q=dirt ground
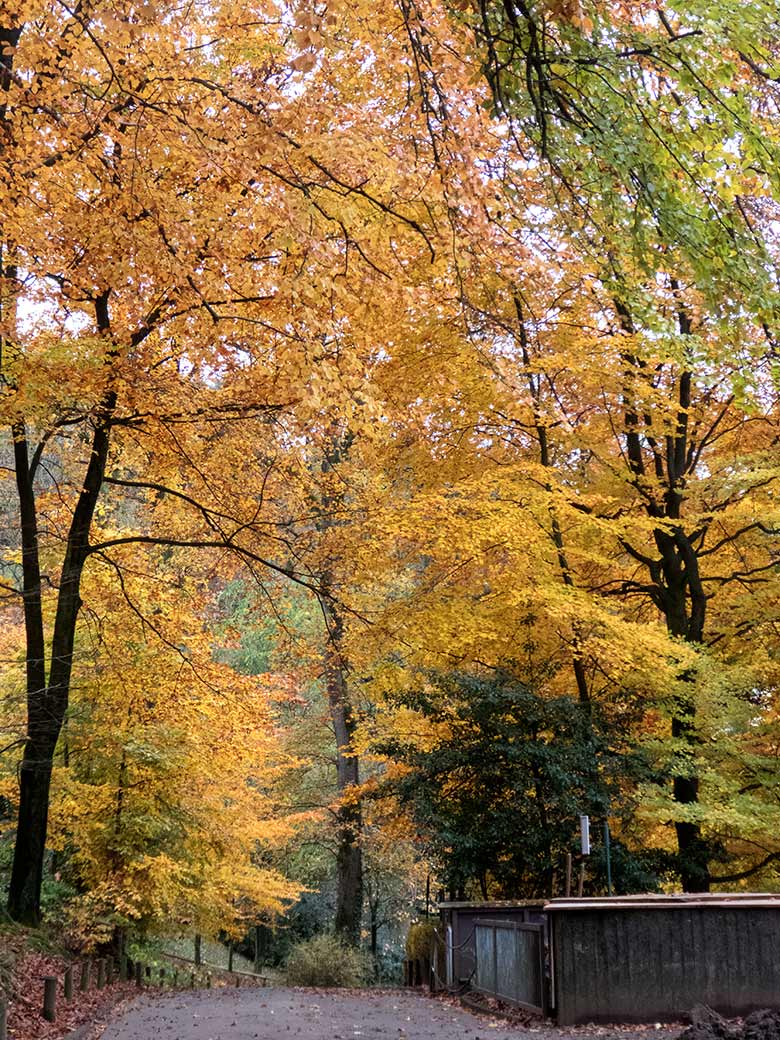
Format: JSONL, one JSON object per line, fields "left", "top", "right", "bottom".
{"left": 97, "top": 987, "right": 682, "bottom": 1040}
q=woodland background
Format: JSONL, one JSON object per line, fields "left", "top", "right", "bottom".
{"left": 1, "top": 0, "right": 780, "bottom": 974}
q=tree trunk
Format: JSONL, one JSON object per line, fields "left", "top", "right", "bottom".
{"left": 324, "top": 597, "right": 364, "bottom": 944}
{"left": 515, "top": 297, "right": 590, "bottom": 703}
{"left": 369, "top": 893, "right": 379, "bottom": 958}
{"left": 7, "top": 294, "right": 116, "bottom": 923}
{"left": 617, "top": 293, "right": 711, "bottom": 892}
{"left": 318, "top": 431, "right": 363, "bottom": 945}
{"left": 656, "top": 528, "right": 710, "bottom": 892}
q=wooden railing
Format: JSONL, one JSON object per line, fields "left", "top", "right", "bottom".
{"left": 0, "top": 938, "right": 271, "bottom": 1038}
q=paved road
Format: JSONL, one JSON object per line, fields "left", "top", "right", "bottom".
{"left": 100, "top": 987, "right": 527, "bottom": 1040}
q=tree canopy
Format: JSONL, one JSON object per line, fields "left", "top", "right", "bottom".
{"left": 1, "top": 0, "right": 779, "bottom": 949}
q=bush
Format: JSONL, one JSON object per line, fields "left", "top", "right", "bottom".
{"left": 405, "top": 920, "right": 437, "bottom": 961}
{"left": 285, "top": 933, "right": 371, "bottom": 988}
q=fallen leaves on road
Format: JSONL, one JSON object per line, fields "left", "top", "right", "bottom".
{"left": 7, "top": 944, "right": 137, "bottom": 1040}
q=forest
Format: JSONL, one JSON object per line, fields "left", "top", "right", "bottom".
{"left": 1, "top": 0, "right": 780, "bottom": 976}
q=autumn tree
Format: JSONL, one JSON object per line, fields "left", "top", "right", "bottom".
{"left": 0, "top": 0, "right": 450, "bottom": 924}
{"left": 399, "top": 0, "right": 780, "bottom": 889}
{"left": 14, "top": 546, "right": 299, "bottom": 944}
{"left": 379, "top": 670, "right": 664, "bottom": 898}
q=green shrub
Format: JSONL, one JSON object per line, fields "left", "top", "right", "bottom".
{"left": 285, "top": 933, "right": 371, "bottom": 988}
{"left": 405, "top": 920, "right": 437, "bottom": 961}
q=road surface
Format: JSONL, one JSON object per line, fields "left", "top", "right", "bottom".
{"left": 99, "top": 986, "right": 529, "bottom": 1040}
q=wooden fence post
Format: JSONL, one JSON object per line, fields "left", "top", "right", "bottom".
{"left": 43, "top": 977, "right": 57, "bottom": 1023}
{"left": 0, "top": 997, "right": 7, "bottom": 1040}
{"left": 206, "top": 972, "right": 211, "bottom": 989}
{"left": 134, "top": 961, "right": 142, "bottom": 987}
{"left": 254, "top": 925, "right": 262, "bottom": 973}
{"left": 190, "top": 971, "right": 195, "bottom": 989}
{"left": 97, "top": 959, "right": 107, "bottom": 989}
{"left": 106, "top": 956, "right": 114, "bottom": 982}
{"left": 64, "top": 966, "right": 73, "bottom": 1001}
{"left": 120, "top": 954, "right": 128, "bottom": 982}
{"left": 79, "top": 959, "right": 91, "bottom": 992}
{"left": 194, "top": 934, "right": 202, "bottom": 966}
{"left": 228, "top": 943, "right": 234, "bottom": 972}
{"left": 173, "top": 970, "right": 178, "bottom": 988}
{"left": 235, "top": 974, "right": 240, "bottom": 988}
{"left": 159, "top": 967, "right": 166, "bottom": 986}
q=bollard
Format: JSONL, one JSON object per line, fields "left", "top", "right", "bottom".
{"left": 254, "top": 924, "right": 262, "bottom": 974}
{"left": 0, "top": 997, "right": 7, "bottom": 1040}
{"left": 43, "top": 976, "right": 57, "bottom": 1023}
{"left": 80, "top": 959, "right": 91, "bottom": 992}
{"left": 64, "top": 966, "right": 73, "bottom": 1001}
{"left": 97, "top": 958, "right": 107, "bottom": 989}
{"left": 135, "top": 961, "right": 143, "bottom": 987}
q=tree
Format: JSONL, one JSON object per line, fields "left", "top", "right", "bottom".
{"left": 391, "top": 0, "right": 780, "bottom": 889}
{"left": 40, "top": 547, "right": 299, "bottom": 945}
{"left": 378, "top": 669, "right": 656, "bottom": 898}
{"left": 0, "top": 0, "right": 449, "bottom": 923}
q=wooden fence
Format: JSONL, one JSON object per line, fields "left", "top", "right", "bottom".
{"left": 0, "top": 944, "right": 266, "bottom": 1040}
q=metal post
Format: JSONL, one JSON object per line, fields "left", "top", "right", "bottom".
{"left": 604, "top": 820, "right": 613, "bottom": 896}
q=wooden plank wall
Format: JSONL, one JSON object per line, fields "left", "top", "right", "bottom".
{"left": 552, "top": 905, "right": 780, "bottom": 1024}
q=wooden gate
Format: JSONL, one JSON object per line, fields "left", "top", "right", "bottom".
{"left": 473, "top": 919, "right": 546, "bottom": 1014}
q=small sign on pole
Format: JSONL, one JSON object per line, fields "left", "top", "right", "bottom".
{"left": 579, "top": 815, "right": 591, "bottom": 856}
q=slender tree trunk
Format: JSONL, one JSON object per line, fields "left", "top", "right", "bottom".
{"left": 7, "top": 294, "right": 116, "bottom": 923}
{"left": 515, "top": 298, "right": 590, "bottom": 703}
{"left": 323, "top": 596, "right": 364, "bottom": 944}
{"left": 317, "top": 430, "right": 364, "bottom": 944}
{"left": 6, "top": 421, "right": 48, "bottom": 922}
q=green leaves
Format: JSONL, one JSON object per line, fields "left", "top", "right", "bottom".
{"left": 380, "top": 669, "right": 656, "bottom": 897}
